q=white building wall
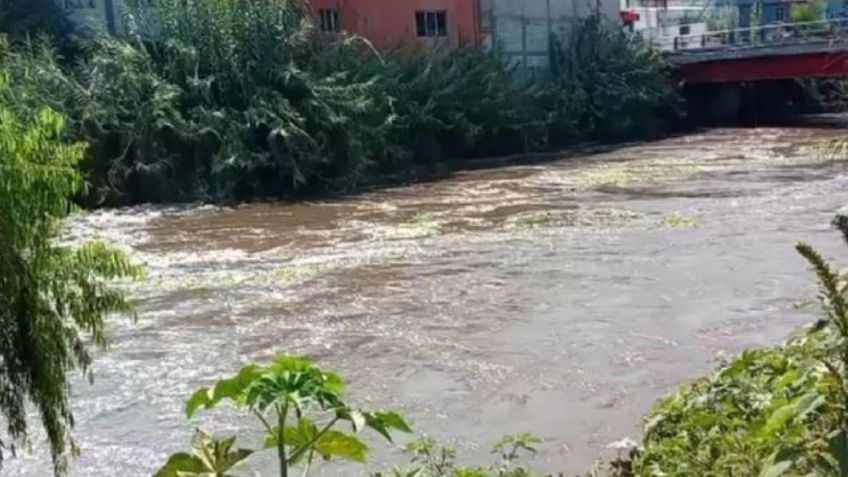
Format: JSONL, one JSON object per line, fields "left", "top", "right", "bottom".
{"left": 482, "top": 0, "right": 621, "bottom": 78}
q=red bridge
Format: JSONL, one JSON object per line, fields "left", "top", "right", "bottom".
{"left": 659, "top": 19, "right": 848, "bottom": 122}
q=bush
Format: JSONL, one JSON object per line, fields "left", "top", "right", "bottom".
{"left": 634, "top": 242, "right": 848, "bottom": 476}
{"left": 4, "top": 5, "right": 675, "bottom": 206}
{"left": 791, "top": 2, "right": 825, "bottom": 24}
{"left": 548, "top": 16, "right": 677, "bottom": 143}
{"left": 157, "top": 355, "right": 412, "bottom": 477}
{"left": 0, "top": 39, "right": 141, "bottom": 474}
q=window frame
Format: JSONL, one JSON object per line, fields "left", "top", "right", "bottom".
{"left": 65, "top": 0, "right": 96, "bottom": 8}
{"left": 415, "top": 10, "right": 448, "bottom": 38}
{"left": 318, "top": 8, "right": 341, "bottom": 33}
{"left": 739, "top": 5, "right": 752, "bottom": 26}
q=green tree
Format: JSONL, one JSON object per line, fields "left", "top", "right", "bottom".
{"left": 791, "top": 1, "right": 825, "bottom": 24}
{"left": 0, "top": 64, "right": 141, "bottom": 474}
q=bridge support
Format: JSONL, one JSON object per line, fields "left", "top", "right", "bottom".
{"left": 684, "top": 80, "right": 805, "bottom": 126}
{"left": 684, "top": 84, "right": 742, "bottom": 125}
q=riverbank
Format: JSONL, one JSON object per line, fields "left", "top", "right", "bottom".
{"left": 2, "top": 1, "right": 676, "bottom": 207}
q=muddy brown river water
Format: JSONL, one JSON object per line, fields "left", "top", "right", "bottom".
{"left": 7, "top": 128, "right": 848, "bottom": 476}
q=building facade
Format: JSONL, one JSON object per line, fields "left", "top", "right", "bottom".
{"left": 57, "top": 0, "right": 622, "bottom": 74}
{"left": 310, "top": 0, "right": 482, "bottom": 49}
{"left": 310, "top": 0, "right": 621, "bottom": 75}
{"left": 480, "top": 0, "right": 620, "bottom": 76}
{"left": 721, "top": 0, "right": 846, "bottom": 28}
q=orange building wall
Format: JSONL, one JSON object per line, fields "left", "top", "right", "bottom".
{"left": 310, "top": 0, "right": 481, "bottom": 49}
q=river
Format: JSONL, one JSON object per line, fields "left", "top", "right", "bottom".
{"left": 7, "top": 127, "right": 848, "bottom": 476}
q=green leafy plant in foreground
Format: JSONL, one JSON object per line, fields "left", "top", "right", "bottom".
{"left": 157, "top": 429, "right": 253, "bottom": 477}
{"left": 634, "top": 240, "right": 848, "bottom": 476}
{"left": 156, "top": 355, "right": 412, "bottom": 477}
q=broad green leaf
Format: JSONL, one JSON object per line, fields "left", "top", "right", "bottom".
{"left": 263, "top": 418, "right": 318, "bottom": 451}
{"left": 210, "top": 364, "right": 262, "bottom": 404}
{"left": 364, "top": 411, "right": 413, "bottom": 441}
{"left": 762, "top": 404, "right": 796, "bottom": 436}
{"left": 759, "top": 460, "right": 792, "bottom": 477}
{"left": 159, "top": 430, "right": 252, "bottom": 477}
{"left": 185, "top": 365, "right": 262, "bottom": 418}
{"left": 185, "top": 388, "right": 212, "bottom": 419}
{"left": 312, "top": 430, "right": 369, "bottom": 462}
{"left": 792, "top": 392, "right": 825, "bottom": 420}
{"left": 244, "top": 358, "right": 344, "bottom": 412}
{"left": 154, "top": 453, "right": 206, "bottom": 477}
{"left": 269, "top": 355, "right": 316, "bottom": 374}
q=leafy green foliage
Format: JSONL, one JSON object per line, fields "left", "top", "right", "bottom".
{"left": 548, "top": 15, "right": 676, "bottom": 144}
{"left": 633, "top": 242, "right": 848, "bottom": 476}
{"left": 155, "top": 429, "right": 253, "bottom": 477}
{"left": 374, "top": 434, "right": 546, "bottom": 477}
{"left": 3, "top": 4, "right": 674, "bottom": 206}
{"left": 0, "top": 66, "right": 141, "bottom": 474}
{"left": 160, "top": 355, "right": 412, "bottom": 477}
{"left": 791, "top": 2, "right": 825, "bottom": 24}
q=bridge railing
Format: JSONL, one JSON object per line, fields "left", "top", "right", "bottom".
{"left": 657, "top": 17, "right": 848, "bottom": 51}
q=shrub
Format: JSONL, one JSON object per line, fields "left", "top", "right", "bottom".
{"left": 3, "top": 5, "right": 676, "bottom": 206}
{"left": 548, "top": 15, "right": 676, "bottom": 143}
{"left": 157, "top": 355, "right": 412, "bottom": 477}
{"left": 634, "top": 242, "right": 848, "bottom": 476}
{"left": 0, "top": 48, "right": 141, "bottom": 475}
{"left": 791, "top": 2, "right": 825, "bottom": 24}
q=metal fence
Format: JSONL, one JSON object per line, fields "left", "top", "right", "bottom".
{"left": 656, "top": 17, "right": 848, "bottom": 51}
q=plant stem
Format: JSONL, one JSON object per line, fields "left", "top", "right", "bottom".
{"left": 289, "top": 417, "right": 340, "bottom": 464}
{"left": 252, "top": 408, "right": 274, "bottom": 435}
{"left": 300, "top": 448, "right": 315, "bottom": 477}
{"left": 277, "top": 402, "right": 289, "bottom": 477}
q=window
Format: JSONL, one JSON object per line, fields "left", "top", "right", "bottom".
{"left": 775, "top": 5, "right": 786, "bottom": 21}
{"left": 65, "top": 0, "right": 96, "bottom": 8}
{"left": 739, "top": 5, "right": 751, "bottom": 26}
{"left": 680, "top": 24, "right": 691, "bottom": 35}
{"left": 319, "top": 9, "right": 341, "bottom": 33}
{"left": 416, "top": 11, "right": 447, "bottom": 37}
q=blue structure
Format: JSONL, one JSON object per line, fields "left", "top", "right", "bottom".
{"left": 717, "top": 0, "right": 847, "bottom": 28}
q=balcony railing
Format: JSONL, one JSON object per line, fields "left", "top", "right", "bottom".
{"left": 656, "top": 17, "right": 848, "bottom": 52}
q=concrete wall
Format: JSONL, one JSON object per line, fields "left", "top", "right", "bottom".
{"left": 481, "top": 0, "right": 620, "bottom": 78}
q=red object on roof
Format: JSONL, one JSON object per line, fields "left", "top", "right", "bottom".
{"left": 621, "top": 10, "right": 641, "bottom": 23}
{"left": 620, "top": 9, "right": 640, "bottom": 23}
